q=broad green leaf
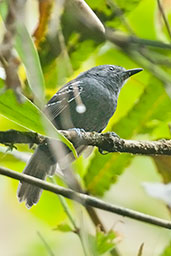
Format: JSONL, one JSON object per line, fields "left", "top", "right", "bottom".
{"left": 150, "top": 121, "right": 171, "bottom": 140}
{"left": 128, "top": 0, "right": 157, "bottom": 39}
{"left": 15, "top": 25, "right": 45, "bottom": 107}
{"left": 113, "top": 78, "right": 171, "bottom": 138}
{"left": 0, "top": 82, "right": 77, "bottom": 157}
{"left": 85, "top": 152, "right": 132, "bottom": 196}
{"left": 84, "top": 78, "right": 171, "bottom": 196}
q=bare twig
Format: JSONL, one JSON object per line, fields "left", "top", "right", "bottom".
{"left": 157, "top": 0, "right": 171, "bottom": 41}
{"left": 57, "top": 195, "right": 88, "bottom": 256}
{"left": 0, "top": 166, "right": 171, "bottom": 230}
{"left": 0, "top": 0, "right": 26, "bottom": 102}
{"left": 105, "top": 29, "right": 171, "bottom": 49}
{"left": 37, "top": 231, "right": 55, "bottom": 256}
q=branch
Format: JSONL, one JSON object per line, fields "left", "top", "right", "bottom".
{"left": 157, "top": 0, "right": 171, "bottom": 41}
{"left": 0, "top": 0, "right": 26, "bottom": 102}
{"left": 0, "top": 166, "right": 171, "bottom": 230}
{"left": 71, "top": 0, "right": 105, "bottom": 34}
{"left": 105, "top": 29, "right": 171, "bottom": 50}
{"left": 1, "top": 129, "right": 171, "bottom": 156}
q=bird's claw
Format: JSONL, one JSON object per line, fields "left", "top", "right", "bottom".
{"left": 5, "top": 143, "right": 17, "bottom": 151}
{"left": 98, "top": 148, "right": 109, "bottom": 155}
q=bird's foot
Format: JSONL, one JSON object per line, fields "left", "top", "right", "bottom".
{"left": 68, "top": 128, "right": 86, "bottom": 139}
{"left": 98, "top": 148, "right": 108, "bottom": 155}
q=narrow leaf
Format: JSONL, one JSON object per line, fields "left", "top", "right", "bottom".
{"left": 0, "top": 84, "right": 77, "bottom": 157}
{"left": 15, "top": 25, "right": 45, "bottom": 106}
{"left": 54, "top": 222, "right": 73, "bottom": 233}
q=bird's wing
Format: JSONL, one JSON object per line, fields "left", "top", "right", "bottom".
{"left": 45, "top": 80, "right": 84, "bottom": 119}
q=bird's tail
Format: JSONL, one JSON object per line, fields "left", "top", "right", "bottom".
{"left": 17, "top": 144, "right": 56, "bottom": 208}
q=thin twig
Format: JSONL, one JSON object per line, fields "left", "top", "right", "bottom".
{"left": 57, "top": 195, "right": 88, "bottom": 256}
{"left": 0, "top": 166, "right": 171, "bottom": 230}
{"left": 157, "top": 0, "right": 171, "bottom": 41}
{"left": 105, "top": 28, "right": 171, "bottom": 49}
{"left": 37, "top": 231, "right": 55, "bottom": 256}
{"left": 50, "top": 178, "right": 77, "bottom": 230}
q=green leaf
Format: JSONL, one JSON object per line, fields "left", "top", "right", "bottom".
{"left": 89, "top": 228, "right": 116, "bottom": 255}
{"left": 0, "top": 0, "right": 8, "bottom": 20}
{"left": 160, "top": 242, "right": 171, "bottom": 256}
{"left": 113, "top": 77, "right": 171, "bottom": 138}
{"left": 15, "top": 25, "right": 45, "bottom": 107}
{"left": 84, "top": 152, "right": 132, "bottom": 196}
{"left": 128, "top": 0, "right": 157, "bottom": 39}
{"left": 115, "top": 0, "right": 141, "bottom": 12}
{"left": 0, "top": 82, "right": 77, "bottom": 157}
{"left": 84, "top": 77, "right": 171, "bottom": 196}
{"left": 54, "top": 222, "right": 73, "bottom": 233}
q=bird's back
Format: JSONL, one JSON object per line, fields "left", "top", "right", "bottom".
{"left": 47, "top": 76, "right": 117, "bottom": 132}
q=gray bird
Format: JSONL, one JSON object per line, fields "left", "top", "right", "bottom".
{"left": 17, "top": 65, "right": 143, "bottom": 208}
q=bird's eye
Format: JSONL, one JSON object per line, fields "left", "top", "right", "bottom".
{"left": 109, "top": 66, "right": 114, "bottom": 71}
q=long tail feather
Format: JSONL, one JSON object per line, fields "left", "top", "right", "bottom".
{"left": 17, "top": 145, "right": 55, "bottom": 208}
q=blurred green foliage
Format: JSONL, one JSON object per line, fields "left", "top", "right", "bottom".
{"left": 160, "top": 242, "right": 171, "bottom": 256}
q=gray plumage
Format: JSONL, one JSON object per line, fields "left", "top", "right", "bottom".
{"left": 17, "top": 64, "right": 143, "bottom": 208}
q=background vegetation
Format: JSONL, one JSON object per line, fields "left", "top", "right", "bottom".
{"left": 0, "top": 0, "right": 171, "bottom": 255}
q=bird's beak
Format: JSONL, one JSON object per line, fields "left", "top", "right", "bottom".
{"left": 124, "top": 68, "right": 143, "bottom": 78}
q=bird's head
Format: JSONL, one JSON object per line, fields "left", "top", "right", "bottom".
{"left": 84, "top": 64, "right": 143, "bottom": 93}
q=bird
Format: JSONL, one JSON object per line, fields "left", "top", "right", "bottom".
{"left": 17, "top": 64, "right": 143, "bottom": 208}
